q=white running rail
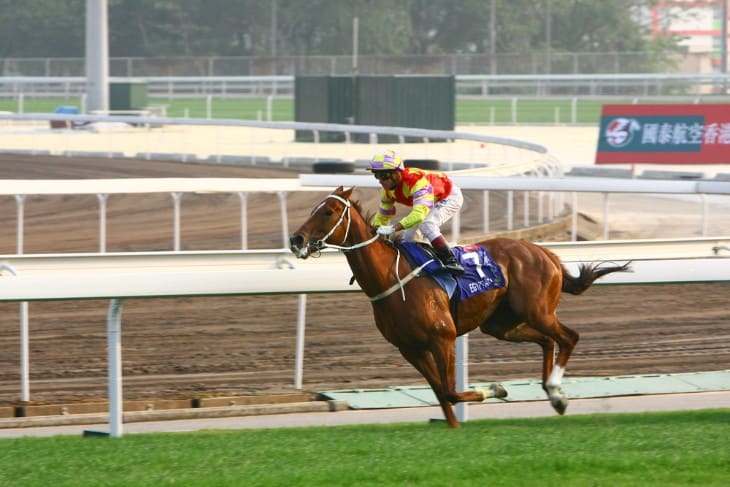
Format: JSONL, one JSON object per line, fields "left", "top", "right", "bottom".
{"left": 1, "top": 238, "right": 729, "bottom": 436}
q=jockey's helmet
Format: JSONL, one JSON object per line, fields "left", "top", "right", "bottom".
{"left": 367, "top": 150, "right": 404, "bottom": 172}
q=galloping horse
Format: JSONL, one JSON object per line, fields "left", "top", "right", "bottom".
{"left": 290, "top": 187, "right": 631, "bottom": 428}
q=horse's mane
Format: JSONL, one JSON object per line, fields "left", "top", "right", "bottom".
{"left": 350, "top": 198, "right": 364, "bottom": 216}
{"left": 349, "top": 198, "right": 379, "bottom": 237}
{"left": 346, "top": 198, "right": 366, "bottom": 222}
{"left": 351, "top": 198, "right": 403, "bottom": 244}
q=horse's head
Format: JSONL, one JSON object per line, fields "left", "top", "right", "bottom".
{"left": 289, "top": 186, "right": 356, "bottom": 259}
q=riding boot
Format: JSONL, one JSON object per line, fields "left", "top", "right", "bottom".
{"left": 435, "top": 246, "right": 465, "bottom": 276}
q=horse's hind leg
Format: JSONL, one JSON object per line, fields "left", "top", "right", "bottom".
{"left": 500, "top": 323, "right": 556, "bottom": 385}
{"left": 547, "top": 321, "right": 579, "bottom": 414}
{"left": 491, "top": 318, "right": 574, "bottom": 414}
{"left": 530, "top": 317, "right": 579, "bottom": 415}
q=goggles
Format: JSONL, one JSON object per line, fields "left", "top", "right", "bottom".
{"left": 373, "top": 170, "right": 393, "bottom": 181}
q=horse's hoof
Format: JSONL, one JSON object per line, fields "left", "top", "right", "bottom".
{"left": 490, "top": 383, "right": 508, "bottom": 399}
{"left": 550, "top": 395, "right": 568, "bottom": 415}
{"left": 478, "top": 383, "right": 508, "bottom": 401}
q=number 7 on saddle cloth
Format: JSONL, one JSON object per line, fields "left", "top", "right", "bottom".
{"left": 399, "top": 242, "right": 505, "bottom": 302}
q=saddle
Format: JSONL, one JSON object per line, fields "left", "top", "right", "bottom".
{"left": 399, "top": 241, "right": 505, "bottom": 303}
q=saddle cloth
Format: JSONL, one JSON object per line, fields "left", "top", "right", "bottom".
{"left": 399, "top": 242, "right": 505, "bottom": 302}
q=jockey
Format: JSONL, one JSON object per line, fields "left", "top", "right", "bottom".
{"left": 367, "top": 150, "right": 465, "bottom": 276}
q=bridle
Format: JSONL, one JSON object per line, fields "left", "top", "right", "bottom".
{"left": 308, "top": 194, "right": 434, "bottom": 302}
{"left": 309, "top": 194, "right": 379, "bottom": 253}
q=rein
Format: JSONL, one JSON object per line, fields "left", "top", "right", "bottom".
{"left": 314, "top": 194, "right": 433, "bottom": 302}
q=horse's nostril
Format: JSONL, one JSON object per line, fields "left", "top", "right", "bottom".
{"left": 289, "top": 234, "right": 304, "bottom": 249}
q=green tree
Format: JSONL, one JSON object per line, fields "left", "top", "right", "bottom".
{"left": 0, "top": 0, "right": 687, "bottom": 75}
{"left": 0, "top": 0, "right": 85, "bottom": 58}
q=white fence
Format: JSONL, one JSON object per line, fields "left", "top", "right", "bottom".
{"left": 2, "top": 175, "right": 729, "bottom": 258}
{"left": 0, "top": 112, "right": 554, "bottom": 169}
{"left": 0, "top": 183, "right": 730, "bottom": 437}
{"left": 0, "top": 111, "right": 571, "bottom": 254}
{"left": 1, "top": 115, "right": 729, "bottom": 435}
{"left": 1, "top": 239, "right": 729, "bottom": 436}
{"left": 2, "top": 73, "right": 730, "bottom": 99}
{"left": 1, "top": 112, "right": 728, "bottom": 251}
{"left": 1, "top": 52, "right": 712, "bottom": 77}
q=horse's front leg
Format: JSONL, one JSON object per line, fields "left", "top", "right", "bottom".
{"left": 399, "top": 340, "right": 501, "bottom": 428}
{"left": 398, "top": 345, "right": 462, "bottom": 428}
{"left": 430, "top": 337, "right": 507, "bottom": 405}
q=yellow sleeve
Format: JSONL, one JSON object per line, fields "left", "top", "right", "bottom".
{"left": 398, "top": 178, "right": 435, "bottom": 229}
{"left": 371, "top": 212, "right": 391, "bottom": 227}
{"left": 398, "top": 204, "right": 431, "bottom": 229}
{"left": 370, "top": 189, "right": 396, "bottom": 227}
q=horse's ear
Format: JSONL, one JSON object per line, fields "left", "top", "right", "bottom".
{"left": 333, "top": 185, "right": 344, "bottom": 194}
{"left": 342, "top": 186, "right": 355, "bottom": 200}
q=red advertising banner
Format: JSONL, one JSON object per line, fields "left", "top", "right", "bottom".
{"left": 595, "top": 104, "right": 730, "bottom": 164}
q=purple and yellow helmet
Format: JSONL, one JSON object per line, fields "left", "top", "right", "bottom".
{"left": 367, "top": 150, "right": 404, "bottom": 172}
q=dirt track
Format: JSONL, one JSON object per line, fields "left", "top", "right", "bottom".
{"left": 0, "top": 154, "right": 728, "bottom": 406}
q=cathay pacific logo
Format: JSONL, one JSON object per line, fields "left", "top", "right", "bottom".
{"left": 604, "top": 117, "right": 641, "bottom": 148}
{"left": 596, "top": 104, "right": 729, "bottom": 163}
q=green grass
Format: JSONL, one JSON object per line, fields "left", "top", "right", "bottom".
{"left": 0, "top": 98, "right": 84, "bottom": 115}
{"left": 0, "top": 409, "right": 727, "bottom": 486}
{"left": 456, "top": 98, "right": 608, "bottom": 124}
{"left": 0, "top": 97, "right": 613, "bottom": 124}
{"left": 0, "top": 96, "right": 724, "bottom": 125}
{"left": 0, "top": 97, "right": 295, "bottom": 121}
{"left": 149, "top": 97, "right": 295, "bottom": 121}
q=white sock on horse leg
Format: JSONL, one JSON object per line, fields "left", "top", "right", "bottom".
{"left": 546, "top": 365, "right": 565, "bottom": 390}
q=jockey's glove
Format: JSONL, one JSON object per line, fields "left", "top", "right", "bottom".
{"left": 376, "top": 225, "right": 395, "bottom": 237}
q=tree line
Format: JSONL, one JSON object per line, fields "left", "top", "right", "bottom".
{"left": 1, "top": 0, "right": 684, "bottom": 61}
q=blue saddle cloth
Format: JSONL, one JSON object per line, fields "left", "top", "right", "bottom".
{"left": 399, "top": 242, "right": 506, "bottom": 303}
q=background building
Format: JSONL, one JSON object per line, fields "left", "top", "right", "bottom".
{"left": 649, "top": 0, "right": 729, "bottom": 73}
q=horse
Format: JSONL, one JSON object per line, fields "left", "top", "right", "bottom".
{"left": 289, "top": 186, "right": 631, "bottom": 428}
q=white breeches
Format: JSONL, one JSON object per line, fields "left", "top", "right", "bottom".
{"left": 403, "top": 185, "right": 463, "bottom": 243}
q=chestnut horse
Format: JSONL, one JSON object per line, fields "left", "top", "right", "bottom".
{"left": 290, "top": 187, "right": 631, "bottom": 428}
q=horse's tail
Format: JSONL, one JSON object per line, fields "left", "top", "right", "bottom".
{"left": 561, "top": 261, "right": 632, "bottom": 295}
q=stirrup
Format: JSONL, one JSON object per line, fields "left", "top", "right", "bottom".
{"left": 443, "top": 262, "right": 465, "bottom": 276}
{"left": 436, "top": 249, "right": 465, "bottom": 276}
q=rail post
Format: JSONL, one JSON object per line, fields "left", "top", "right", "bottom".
{"left": 97, "top": 194, "right": 109, "bottom": 252}
{"left": 295, "top": 294, "right": 307, "bottom": 389}
{"left": 14, "top": 195, "right": 25, "bottom": 254}
{"left": 277, "top": 192, "right": 289, "bottom": 249}
{"left": 455, "top": 334, "right": 468, "bottom": 423}
{"left": 107, "top": 298, "right": 124, "bottom": 438}
{"left": 171, "top": 192, "right": 182, "bottom": 251}
{"left": 238, "top": 192, "right": 248, "bottom": 249}
{"left": 0, "top": 264, "right": 29, "bottom": 403}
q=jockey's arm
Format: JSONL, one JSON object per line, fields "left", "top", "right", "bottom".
{"left": 399, "top": 180, "right": 435, "bottom": 229}
{"left": 370, "top": 191, "right": 396, "bottom": 227}
{"left": 398, "top": 203, "right": 431, "bottom": 229}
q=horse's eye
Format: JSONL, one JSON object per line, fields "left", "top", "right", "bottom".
{"left": 324, "top": 209, "right": 333, "bottom": 217}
